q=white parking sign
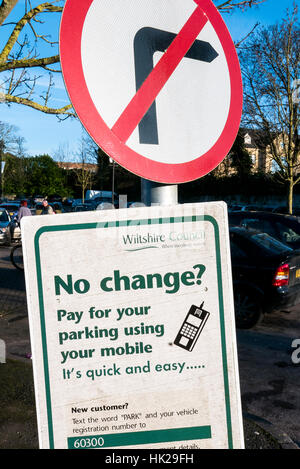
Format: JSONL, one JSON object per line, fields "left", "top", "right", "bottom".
{"left": 22, "top": 203, "right": 244, "bottom": 449}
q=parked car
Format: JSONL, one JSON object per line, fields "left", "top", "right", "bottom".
{"left": 0, "top": 202, "right": 20, "bottom": 218}
{"left": 240, "top": 205, "right": 261, "bottom": 211}
{"left": 33, "top": 195, "right": 45, "bottom": 205}
{"left": 62, "top": 198, "right": 74, "bottom": 206}
{"left": 0, "top": 208, "right": 12, "bottom": 245}
{"left": 35, "top": 202, "right": 63, "bottom": 215}
{"left": 9, "top": 216, "right": 21, "bottom": 243}
{"left": 272, "top": 206, "right": 300, "bottom": 216}
{"left": 0, "top": 203, "right": 27, "bottom": 243}
{"left": 228, "top": 204, "right": 242, "bottom": 212}
{"left": 230, "top": 226, "right": 300, "bottom": 329}
{"left": 229, "top": 211, "right": 300, "bottom": 250}
{"left": 83, "top": 200, "right": 98, "bottom": 210}
{"left": 48, "top": 194, "right": 62, "bottom": 203}
{"left": 71, "top": 199, "right": 84, "bottom": 209}
{"left": 72, "top": 204, "right": 95, "bottom": 212}
{"left": 96, "top": 202, "right": 116, "bottom": 210}
{"left": 91, "top": 195, "right": 118, "bottom": 208}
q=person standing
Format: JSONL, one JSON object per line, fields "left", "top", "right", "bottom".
{"left": 41, "top": 199, "right": 55, "bottom": 215}
{"left": 17, "top": 200, "right": 32, "bottom": 223}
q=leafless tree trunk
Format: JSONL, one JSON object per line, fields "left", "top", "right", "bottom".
{"left": 240, "top": 5, "right": 299, "bottom": 214}
{"left": 74, "top": 132, "right": 96, "bottom": 203}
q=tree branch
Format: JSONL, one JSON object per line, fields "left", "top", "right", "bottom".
{"left": 215, "top": 0, "right": 266, "bottom": 12}
{"left": 0, "top": 0, "right": 19, "bottom": 25}
{"left": 0, "top": 2, "right": 62, "bottom": 65}
{"left": 0, "top": 54, "right": 60, "bottom": 72}
{"left": 2, "top": 92, "right": 76, "bottom": 117}
{"left": 235, "top": 22, "right": 260, "bottom": 47}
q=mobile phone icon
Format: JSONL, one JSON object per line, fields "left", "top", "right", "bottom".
{"left": 174, "top": 302, "right": 210, "bottom": 352}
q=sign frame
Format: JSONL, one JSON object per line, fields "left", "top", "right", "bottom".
{"left": 23, "top": 205, "right": 244, "bottom": 450}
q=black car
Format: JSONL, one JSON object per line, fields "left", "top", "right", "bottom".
{"left": 272, "top": 206, "right": 300, "bottom": 216}
{"left": 230, "top": 227, "right": 300, "bottom": 329}
{"left": 229, "top": 211, "right": 300, "bottom": 250}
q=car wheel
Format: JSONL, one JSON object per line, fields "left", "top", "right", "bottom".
{"left": 234, "top": 287, "right": 263, "bottom": 329}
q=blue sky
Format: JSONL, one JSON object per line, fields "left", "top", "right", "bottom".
{"left": 0, "top": 0, "right": 295, "bottom": 160}
{"left": 225, "top": 0, "right": 294, "bottom": 40}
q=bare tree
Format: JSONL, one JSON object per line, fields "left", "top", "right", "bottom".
{"left": 0, "top": 0, "right": 75, "bottom": 117}
{"left": 0, "top": 120, "right": 19, "bottom": 151}
{"left": 214, "top": 0, "right": 265, "bottom": 12}
{"left": 240, "top": 6, "right": 299, "bottom": 214}
{"left": 74, "top": 133, "right": 97, "bottom": 203}
{"left": 0, "top": 119, "right": 25, "bottom": 197}
{"left": 0, "top": 0, "right": 265, "bottom": 118}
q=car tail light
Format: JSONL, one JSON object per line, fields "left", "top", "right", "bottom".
{"left": 273, "top": 263, "right": 290, "bottom": 287}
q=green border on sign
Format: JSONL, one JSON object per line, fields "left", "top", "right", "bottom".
{"left": 34, "top": 215, "right": 232, "bottom": 449}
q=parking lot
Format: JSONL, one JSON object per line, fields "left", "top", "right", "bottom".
{"left": 237, "top": 308, "right": 300, "bottom": 447}
{"left": 0, "top": 242, "right": 299, "bottom": 448}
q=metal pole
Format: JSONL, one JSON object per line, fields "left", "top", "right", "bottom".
{"left": 141, "top": 179, "right": 178, "bottom": 206}
{"left": 112, "top": 160, "right": 115, "bottom": 206}
{"left": 0, "top": 162, "right": 5, "bottom": 201}
{"left": 0, "top": 141, "right": 4, "bottom": 200}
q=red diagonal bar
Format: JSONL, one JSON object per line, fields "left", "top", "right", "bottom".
{"left": 111, "top": 6, "right": 208, "bottom": 143}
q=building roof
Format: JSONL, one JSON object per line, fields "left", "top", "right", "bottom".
{"left": 240, "top": 128, "right": 278, "bottom": 150}
{"left": 57, "top": 162, "right": 98, "bottom": 172}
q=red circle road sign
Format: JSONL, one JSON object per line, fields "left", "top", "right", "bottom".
{"left": 60, "top": 0, "right": 243, "bottom": 184}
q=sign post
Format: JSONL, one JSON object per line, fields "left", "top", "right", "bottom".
{"left": 0, "top": 160, "right": 5, "bottom": 199}
{"left": 141, "top": 180, "right": 178, "bottom": 207}
{"left": 22, "top": 202, "right": 244, "bottom": 449}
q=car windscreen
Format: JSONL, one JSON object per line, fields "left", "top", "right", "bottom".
{"left": 0, "top": 205, "right": 18, "bottom": 212}
{"left": 250, "top": 233, "right": 293, "bottom": 255}
{"left": 0, "top": 210, "right": 9, "bottom": 222}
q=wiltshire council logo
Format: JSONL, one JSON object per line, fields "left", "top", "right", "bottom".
{"left": 121, "top": 230, "right": 205, "bottom": 251}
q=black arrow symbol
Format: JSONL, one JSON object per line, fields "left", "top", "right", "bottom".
{"left": 133, "top": 27, "right": 219, "bottom": 145}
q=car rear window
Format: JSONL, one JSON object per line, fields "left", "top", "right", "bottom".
{"left": 251, "top": 233, "right": 293, "bottom": 255}
{"left": 275, "top": 222, "right": 300, "bottom": 245}
{"left": 240, "top": 218, "right": 277, "bottom": 237}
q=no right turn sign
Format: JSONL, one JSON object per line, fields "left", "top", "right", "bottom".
{"left": 60, "top": 0, "right": 243, "bottom": 183}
